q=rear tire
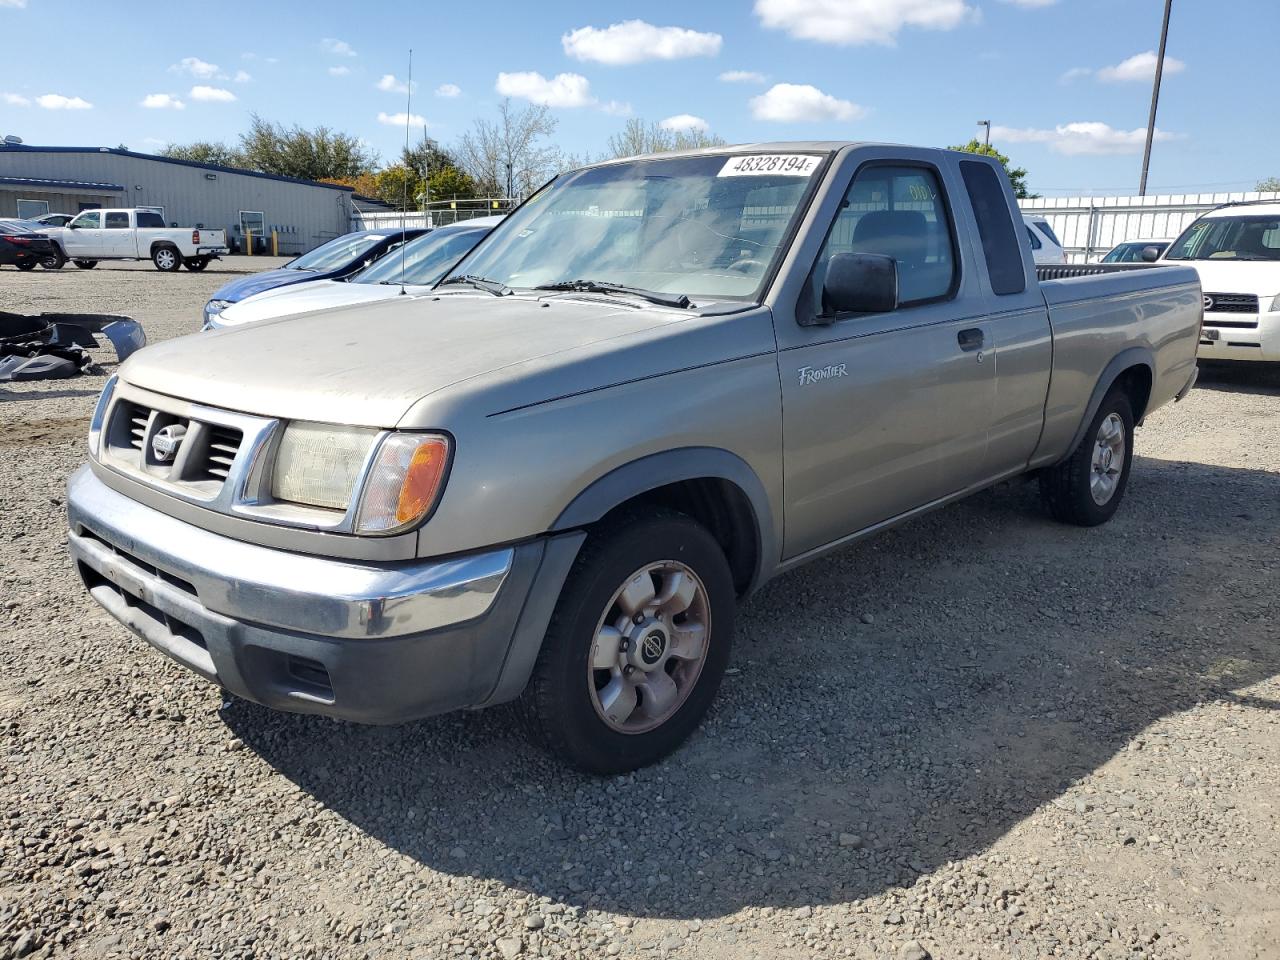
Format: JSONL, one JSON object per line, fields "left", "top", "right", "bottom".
{"left": 152, "top": 246, "right": 180, "bottom": 272}
{"left": 518, "top": 509, "right": 735, "bottom": 774}
{"left": 73, "top": 259, "right": 98, "bottom": 270}
{"left": 184, "top": 257, "right": 209, "bottom": 272}
{"left": 1040, "top": 388, "right": 1134, "bottom": 526}
{"left": 15, "top": 258, "right": 37, "bottom": 271}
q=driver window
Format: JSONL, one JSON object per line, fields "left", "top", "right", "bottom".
{"left": 74, "top": 211, "right": 101, "bottom": 229}
{"left": 812, "top": 165, "right": 956, "bottom": 306}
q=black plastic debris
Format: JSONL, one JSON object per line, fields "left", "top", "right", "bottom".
{"left": 0, "top": 310, "right": 146, "bottom": 383}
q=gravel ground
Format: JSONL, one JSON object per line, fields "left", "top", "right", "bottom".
{"left": 1, "top": 261, "right": 1278, "bottom": 960}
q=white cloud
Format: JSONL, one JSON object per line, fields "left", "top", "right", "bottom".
{"left": 562, "top": 20, "right": 722, "bottom": 65}
{"left": 36, "top": 93, "right": 92, "bottom": 110}
{"left": 189, "top": 85, "right": 236, "bottom": 103}
{"left": 141, "top": 93, "right": 185, "bottom": 110}
{"left": 1097, "top": 50, "right": 1185, "bottom": 83}
{"left": 0, "top": 0, "right": 28, "bottom": 8}
{"left": 660, "top": 114, "right": 709, "bottom": 133}
{"left": 435, "top": 83, "right": 461, "bottom": 98}
{"left": 377, "top": 111, "right": 427, "bottom": 127}
{"left": 754, "top": 0, "right": 974, "bottom": 45}
{"left": 992, "top": 121, "right": 1178, "bottom": 155}
{"left": 171, "top": 56, "right": 221, "bottom": 79}
{"left": 328, "top": 66, "right": 351, "bottom": 77}
{"left": 2, "top": 92, "right": 30, "bottom": 106}
{"left": 719, "top": 70, "right": 767, "bottom": 84}
{"left": 1058, "top": 66, "right": 1092, "bottom": 84}
{"left": 233, "top": 70, "right": 251, "bottom": 83}
{"left": 495, "top": 71, "right": 594, "bottom": 108}
{"left": 749, "top": 83, "right": 864, "bottom": 122}
{"left": 376, "top": 74, "right": 414, "bottom": 94}
{"left": 600, "top": 100, "right": 633, "bottom": 116}
{"left": 321, "top": 38, "right": 357, "bottom": 57}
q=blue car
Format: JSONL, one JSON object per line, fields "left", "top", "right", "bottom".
{"left": 202, "top": 227, "right": 429, "bottom": 327}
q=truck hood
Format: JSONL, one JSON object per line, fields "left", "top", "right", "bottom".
{"left": 1165, "top": 260, "right": 1280, "bottom": 300}
{"left": 120, "top": 293, "right": 696, "bottom": 427}
{"left": 212, "top": 279, "right": 431, "bottom": 327}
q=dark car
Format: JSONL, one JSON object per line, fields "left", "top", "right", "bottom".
{"left": 34, "top": 213, "right": 76, "bottom": 228}
{"left": 0, "top": 220, "right": 62, "bottom": 271}
{"left": 201, "top": 226, "right": 429, "bottom": 327}
{"left": 1101, "top": 239, "right": 1171, "bottom": 263}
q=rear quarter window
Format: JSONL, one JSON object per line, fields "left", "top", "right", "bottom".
{"left": 960, "top": 160, "right": 1026, "bottom": 295}
{"left": 136, "top": 212, "right": 165, "bottom": 228}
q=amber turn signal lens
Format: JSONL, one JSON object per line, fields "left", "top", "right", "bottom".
{"left": 354, "top": 433, "right": 452, "bottom": 534}
{"left": 397, "top": 440, "right": 449, "bottom": 524}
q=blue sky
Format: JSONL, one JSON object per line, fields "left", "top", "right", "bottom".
{"left": 1, "top": 0, "right": 1274, "bottom": 196}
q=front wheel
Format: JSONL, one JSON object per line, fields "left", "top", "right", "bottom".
{"left": 73, "top": 259, "right": 98, "bottom": 270}
{"left": 519, "top": 510, "right": 735, "bottom": 773}
{"left": 1040, "top": 388, "right": 1134, "bottom": 526}
{"left": 152, "top": 247, "right": 180, "bottom": 272}
{"left": 184, "top": 257, "right": 209, "bottom": 272}
{"left": 40, "top": 250, "right": 66, "bottom": 269}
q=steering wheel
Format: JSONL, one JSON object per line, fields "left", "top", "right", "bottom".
{"left": 727, "top": 258, "right": 765, "bottom": 274}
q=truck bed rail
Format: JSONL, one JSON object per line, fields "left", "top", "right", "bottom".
{"left": 1035, "top": 262, "right": 1175, "bottom": 281}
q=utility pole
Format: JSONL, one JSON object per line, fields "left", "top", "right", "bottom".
{"left": 1139, "top": 0, "right": 1173, "bottom": 196}
{"left": 977, "top": 120, "right": 991, "bottom": 147}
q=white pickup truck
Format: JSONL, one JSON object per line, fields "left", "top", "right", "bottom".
{"left": 45, "top": 208, "right": 228, "bottom": 272}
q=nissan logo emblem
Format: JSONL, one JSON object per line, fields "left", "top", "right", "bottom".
{"left": 1203, "top": 295, "right": 1214, "bottom": 311}
{"left": 151, "top": 423, "right": 187, "bottom": 463}
{"left": 641, "top": 632, "right": 665, "bottom": 664}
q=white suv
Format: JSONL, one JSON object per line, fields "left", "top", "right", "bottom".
{"left": 1161, "top": 200, "right": 1280, "bottom": 362}
{"left": 1023, "top": 215, "right": 1066, "bottom": 264}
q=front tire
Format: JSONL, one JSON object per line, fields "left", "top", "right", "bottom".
{"left": 40, "top": 250, "right": 66, "bottom": 269}
{"left": 72, "top": 259, "right": 98, "bottom": 270}
{"left": 152, "top": 246, "right": 180, "bottom": 272}
{"left": 519, "top": 510, "right": 735, "bottom": 774}
{"left": 1040, "top": 388, "right": 1134, "bottom": 526}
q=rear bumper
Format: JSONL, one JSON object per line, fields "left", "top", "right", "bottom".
{"left": 66, "top": 465, "right": 580, "bottom": 723}
{"left": 195, "top": 247, "right": 227, "bottom": 258}
{"left": 1197, "top": 311, "right": 1280, "bottom": 362}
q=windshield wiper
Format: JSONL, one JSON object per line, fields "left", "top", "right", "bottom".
{"left": 535, "top": 280, "right": 691, "bottom": 309}
{"left": 438, "top": 274, "right": 512, "bottom": 297}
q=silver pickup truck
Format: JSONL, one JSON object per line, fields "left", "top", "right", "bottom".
{"left": 67, "top": 142, "right": 1201, "bottom": 772}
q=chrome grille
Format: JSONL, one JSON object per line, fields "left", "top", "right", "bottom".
{"left": 1204, "top": 293, "right": 1259, "bottom": 314}
{"left": 127, "top": 403, "right": 149, "bottom": 450}
{"left": 201, "top": 426, "right": 243, "bottom": 482}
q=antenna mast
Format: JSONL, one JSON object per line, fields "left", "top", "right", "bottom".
{"left": 399, "top": 49, "right": 413, "bottom": 294}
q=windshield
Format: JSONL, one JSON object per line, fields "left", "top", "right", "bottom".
{"left": 447, "top": 152, "right": 827, "bottom": 300}
{"left": 356, "top": 227, "right": 489, "bottom": 286}
{"left": 288, "top": 232, "right": 388, "bottom": 272}
{"left": 1165, "top": 214, "right": 1280, "bottom": 262}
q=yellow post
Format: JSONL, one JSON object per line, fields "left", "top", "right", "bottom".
{"left": 271, "top": 230, "right": 278, "bottom": 257}
{"left": 245, "top": 229, "right": 253, "bottom": 256}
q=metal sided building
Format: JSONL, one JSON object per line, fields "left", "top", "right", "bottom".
{"left": 0, "top": 144, "right": 355, "bottom": 255}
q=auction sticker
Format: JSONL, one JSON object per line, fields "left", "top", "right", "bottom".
{"left": 717, "top": 154, "right": 822, "bottom": 177}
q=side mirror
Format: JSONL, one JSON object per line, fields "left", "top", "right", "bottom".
{"left": 68, "top": 222, "right": 80, "bottom": 229}
{"left": 821, "top": 252, "right": 898, "bottom": 318}
{"left": 1140, "top": 245, "right": 1161, "bottom": 263}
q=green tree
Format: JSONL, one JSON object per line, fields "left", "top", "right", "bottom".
{"left": 1257, "top": 177, "right": 1280, "bottom": 193}
{"left": 160, "top": 140, "right": 246, "bottom": 167}
{"left": 607, "top": 118, "right": 727, "bottom": 159}
{"left": 371, "top": 165, "right": 422, "bottom": 211}
{"left": 948, "top": 139, "right": 1038, "bottom": 199}
{"left": 238, "top": 113, "right": 377, "bottom": 182}
{"left": 423, "top": 165, "right": 478, "bottom": 203}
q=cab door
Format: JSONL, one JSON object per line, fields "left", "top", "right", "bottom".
{"left": 772, "top": 154, "right": 996, "bottom": 559}
{"left": 63, "top": 210, "right": 103, "bottom": 257}
{"left": 103, "top": 210, "right": 135, "bottom": 257}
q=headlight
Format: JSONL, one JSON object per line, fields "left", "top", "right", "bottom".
{"left": 271, "top": 422, "right": 379, "bottom": 510}
{"left": 203, "top": 299, "right": 231, "bottom": 329}
{"left": 269, "top": 423, "right": 451, "bottom": 534}
{"left": 1269, "top": 293, "right": 1280, "bottom": 313}
{"left": 87, "top": 374, "right": 118, "bottom": 458}
{"left": 355, "top": 433, "right": 451, "bottom": 534}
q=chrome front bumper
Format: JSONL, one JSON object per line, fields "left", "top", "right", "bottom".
{"left": 66, "top": 465, "right": 557, "bottom": 723}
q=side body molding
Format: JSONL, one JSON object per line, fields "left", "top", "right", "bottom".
{"left": 551, "top": 446, "right": 779, "bottom": 593}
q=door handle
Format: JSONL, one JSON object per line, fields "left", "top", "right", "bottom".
{"left": 957, "top": 328, "right": 984, "bottom": 352}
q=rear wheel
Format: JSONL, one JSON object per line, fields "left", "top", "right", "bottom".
{"left": 73, "top": 259, "right": 98, "bottom": 270}
{"left": 184, "top": 257, "right": 209, "bottom": 272}
{"left": 15, "top": 258, "right": 37, "bottom": 271}
{"left": 152, "top": 246, "right": 180, "bottom": 272}
{"left": 519, "top": 510, "right": 735, "bottom": 773}
{"left": 1040, "top": 388, "right": 1134, "bottom": 526}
